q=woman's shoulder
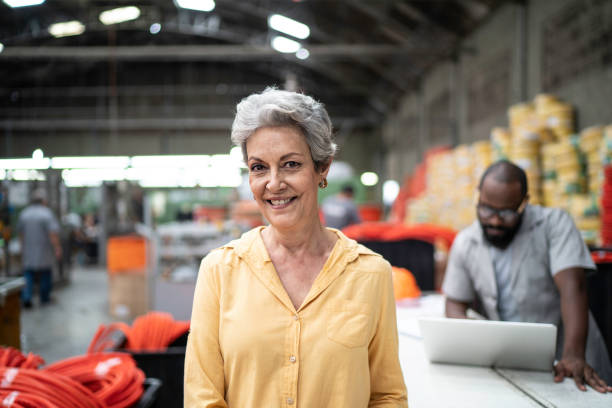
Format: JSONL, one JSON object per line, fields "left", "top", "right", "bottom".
{"left": 201, "top": 227, "right": 262, "bottom": 268}
{"left": 349, "top": 243, "right": 391, "bottom": 274}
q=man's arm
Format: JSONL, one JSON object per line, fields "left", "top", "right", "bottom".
{"left": 49, "top": 232, "right": 62, "bottom": 260}
{"left": 553, "top": 267, "right": 612, "bottom": 393}
{"left": 445, "top": 297, "right": 469, "bottom": 319}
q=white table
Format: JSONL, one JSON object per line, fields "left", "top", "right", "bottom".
{"left": 397, "top": 294, "right": 612, "bottom": 407}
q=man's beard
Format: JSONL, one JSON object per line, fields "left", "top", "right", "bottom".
{"left": 480, "top": 214, "right": 523, "bottom": 248}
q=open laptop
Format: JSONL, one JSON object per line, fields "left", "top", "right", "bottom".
{"left": 418, "top": 317, "right": 557, "bottom": 371}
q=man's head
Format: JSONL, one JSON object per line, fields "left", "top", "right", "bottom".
{"left": 341, "top": 184, "right": 354, "bottom": 198}
{"left": 30, "top": 188, "right": 47, "bottom": 205}
{"left": 477, "top": 160, "right": 528, "bottom": 248}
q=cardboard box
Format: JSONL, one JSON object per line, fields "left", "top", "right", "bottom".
{"left": 108, "top": 273, "right": 148, "bottom": 319}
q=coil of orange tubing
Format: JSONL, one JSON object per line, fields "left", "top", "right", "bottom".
{"left": 0, "top": 347, "right": 45, "bottom": 369}
{"left": 127, "top": 312, "right": 189, "bottom": 351}
{"left": 88, "top": 311, "right": 189, "bottom": 353}
{"left": 44, "top": 353, "right": 144, "bottom": 408}
{"left": 0, "top": 367, "right": 103, "bottom": 408}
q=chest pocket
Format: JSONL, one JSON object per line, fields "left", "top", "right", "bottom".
{"left": 326, "top": 300, "right": 372, "bottom": 348}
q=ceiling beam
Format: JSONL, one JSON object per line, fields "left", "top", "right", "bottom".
{"left": 0, "top": 44, "right": 446, "bottom": 61}
{"left": 1, "top": 116, "right": 374, "bottom": 131}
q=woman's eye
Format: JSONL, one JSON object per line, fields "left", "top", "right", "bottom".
{"left": 285, "top": 161, "right": 300, "bottom": 168}
{"left": 250, "top": 164, "right": 265, "bottom": 171}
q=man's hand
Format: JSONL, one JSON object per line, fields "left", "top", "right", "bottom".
{"left": 553, "top": 355, "right": 612, "bottom": 393}
{"left": 54, "top": 245, "right": 63, "bottom": 260}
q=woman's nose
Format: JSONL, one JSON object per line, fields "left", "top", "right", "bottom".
{"left": 266, "top": 169, "right": 285, "bottom": 191}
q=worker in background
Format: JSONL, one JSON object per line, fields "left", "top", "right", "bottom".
{"left": 321, "top": 184, "right": 361, "bottom": 230}
{"left": 18, "top": 188, "right": 62, "bottom": 308}
{"left": 185, "top": 87, "right": 407, "bottom": 407}
{"left": 443, "top": 160, "right": 612, "bottom": 392}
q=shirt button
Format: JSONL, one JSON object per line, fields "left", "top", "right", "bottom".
{"left": 287, "top": 397, "right": 294, "bottom": 405}
{"left": 289, "top": 355, "right": 296, "bottom": 363}
{"left": 293, "top": 314, "right": 299, "bottom": 321}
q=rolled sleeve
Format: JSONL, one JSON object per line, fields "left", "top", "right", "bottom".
{"left": 184, "top": 253, "right": 228, "bottom": 408}
{"left": 442, "top": 233, "right": 476, "bottom": 303}
{"left": 368, "top": 260, "right": 408, "bottom": 407}
{"left": 546, "top": 209, "right": 595, "bottom": 276}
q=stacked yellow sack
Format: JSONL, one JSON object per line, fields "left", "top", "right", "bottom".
{"left": 490, "top": 127, "right": 511, "bottom": 161}
{"left": 508, "top": 102, "right": 535, "bottom": 132}
{"left": 534, "top": 94, "right": 575, "bottom": 139}
{"left": 566, "top": 193, "right": 600, "bottom": 246}
{"left": 507, "top": 102, "right": 551, "bottom": 205}
{"left": 601, "top": 125, "right": 612, "bottom": 168}
{"left": 452, "top": 144, "right": 477, "bottom": 230}
{"left": 554, "top": 136, "right": 587, "bottom": 201}
{"left": 405, "top": 196, "right": 431, "bottom": 225}
{"left": 473, "top": 140, "right": 493, "bottom": 184}
{"left": 579, "top": 126, "right": 604, "bottom": 195}
{"left": 425, "top": 151, "right": 456, "bottom": 228}
{"left": 541, "top": 142, "right": 560, "bottom": 207}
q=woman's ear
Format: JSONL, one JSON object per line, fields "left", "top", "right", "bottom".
{"left": 319, "top": 159, "right": 332, "bottom": 178}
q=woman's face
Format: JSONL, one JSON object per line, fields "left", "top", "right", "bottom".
{"left": 246, "top": 126, "right": 328, "bottom": 231}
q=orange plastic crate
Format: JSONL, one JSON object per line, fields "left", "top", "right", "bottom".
{"left": 107, "top": 236, "right": 147, "bottom": 274}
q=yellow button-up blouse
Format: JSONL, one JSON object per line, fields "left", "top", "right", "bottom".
{"left": 184, "top": 227, "right": 408, "bottom": 407}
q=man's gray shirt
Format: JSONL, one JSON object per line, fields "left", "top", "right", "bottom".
{"left": 18, "top": 204, "right": 59, "bottom": 269}
{"left": 321, "top": 196, "right": 361, "bottom": 230}
{"left": 442, "top": 204, "right": 612, "bottom": 382}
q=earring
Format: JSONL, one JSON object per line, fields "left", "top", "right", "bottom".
{"left": 319, "top": 178, "right": 328, "bottom": 189}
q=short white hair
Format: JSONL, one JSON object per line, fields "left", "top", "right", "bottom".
{"left": 230, "top": 87, "right": 337, "bottom": 168}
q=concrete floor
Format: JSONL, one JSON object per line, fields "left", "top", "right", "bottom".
{"left": 20, "top": 265, "right": 118, "bottom": 365}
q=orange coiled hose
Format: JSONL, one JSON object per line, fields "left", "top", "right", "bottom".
{"left": 0, "top": 367, "right": 103, "bottom": 408}
{"left": 44, "top": 353, "right": 144, "bottom": 408}
{"left": 87, "top": 323, "right": 132, "bottom": 354}
{"left": 0, "top": 347, "right": 45, "bottom": 369}
{"left": 88, "top": 311, "right": 189, "bottom": 353}
{"left": 127, "top": 312, "right": 189, "bottom": 351}
{"left": 0, "top": 389, "right": 60, "bottom": 408}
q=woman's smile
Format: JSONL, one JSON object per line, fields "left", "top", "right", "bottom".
{"left": 267, "top": 197, "right": 297, "bottom": 208}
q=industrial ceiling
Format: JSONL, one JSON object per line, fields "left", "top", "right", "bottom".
{"left": 0, "top": 0, "right": 507, "bottom": 155}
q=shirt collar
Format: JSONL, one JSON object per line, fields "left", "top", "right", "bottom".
{"left": 224, "top": 226, "right": 371, "bottom": 269}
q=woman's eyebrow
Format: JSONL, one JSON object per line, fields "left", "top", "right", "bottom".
{"left": 280, "top": 152, "right": 304, "bottom": 160}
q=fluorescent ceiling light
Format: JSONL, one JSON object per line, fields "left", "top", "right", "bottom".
{"left": 32, "top": 148, "right": 44, "bottom": 160}
{"left": 361, "top": 171, "right": 379, "bottom": 187}
{"left": 131, "top": 155, "right": 210, "bottom": 168}
{"left": 149, "top": 23, "right": 161, "bottom": 34}
{"left": 271, "top": 36, "right": 301, "bottom": 53}
{"left": 383, "top": 180, "right": 400, "bottom": 206}
{"left": 175, "top": 0, "right": 215, "bottom": 12}
{"left": 0, "top": 158, "right": 50, "bottom": 170}
{"left": 0, "top": 169, "right": 5, "bottom": 180}
{"left": 61, "top": 169, "right": 125, "bottom": 187}
{"left": 99, "top": 6, "right": 141, "bottom": 25}
{"left": 3, "top": 0, "right": 45, "bottom": 8}
{"left": 296, "top": 48, "right": 309, "bottom": 60}
{"left": 51, "top": 156, "right": 130, "bottom": 169}
{"left": 11, "top": 170, "right": 46, "bottom": 181}
{"left": 268, "top": 14, "right": 310, "bottom": 39}
{"left": 197, "top": 167, "right": 242, "bottom": 187}
{"left": 48, "top": 20, "right": 85, "bottom": 38}
{"left": 0, "top": 43, "right": 4, "bottom": 54}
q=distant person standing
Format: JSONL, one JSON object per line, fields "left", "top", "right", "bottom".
{"left": 18, "top": 189, "right": 62, "bottom": 308}
{"left": 321, "top": 184, "right": 361, "bottom": 230}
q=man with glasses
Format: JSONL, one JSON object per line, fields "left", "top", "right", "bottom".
{"left": 442, "top": 160, "right": 612, "bottom": 392}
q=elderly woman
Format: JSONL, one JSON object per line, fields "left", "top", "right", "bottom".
{"left": 184, "top": 88, "right": 407, "bottom": 407}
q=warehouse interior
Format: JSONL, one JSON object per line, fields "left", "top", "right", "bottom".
{"left": 1, "top": 0, "right": 612, "bottom": 406}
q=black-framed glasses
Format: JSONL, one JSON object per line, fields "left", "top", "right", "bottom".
{"left": 477, "top": 199, "right": 527, "bottom": 223}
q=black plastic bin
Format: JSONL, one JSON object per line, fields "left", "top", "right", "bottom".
{"left": 360, "top": 239, "right": 435, "bottom": 291}
{"left": 127, "top": 333, "right": 187, "bottom": 408}
{"left": 135, "top": 378, "right": 162, "bottom": 408}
